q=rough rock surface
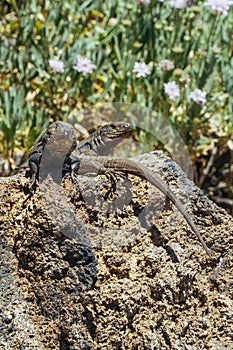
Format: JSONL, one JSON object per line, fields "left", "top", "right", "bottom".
{"left": 0, "top": 152, "right": 232, "bottom": 350}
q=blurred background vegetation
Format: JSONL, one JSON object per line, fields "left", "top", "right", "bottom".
{"left": 0, "top": 0, "right": 232, "bottom": 213}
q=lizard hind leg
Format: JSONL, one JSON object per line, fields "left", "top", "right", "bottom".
{"left": 103, "top": 170, "right": 129, "bottom": 200}
{"left": 103, "top": 170, "right": 118, "bottom": 199}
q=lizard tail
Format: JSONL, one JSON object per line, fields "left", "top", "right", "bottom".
{"left": 103, "top": 158, "right": 212, "bottom": 258}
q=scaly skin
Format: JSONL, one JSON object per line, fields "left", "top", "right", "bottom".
{"left": 70, "top": 155, "right": 212, "bottom": 258}
{"left": 28, "top": 121, "right": 77, "bottom": 186}
{"left": 28, "top": 121, "right": 132, "bottom": 185}
{"left": 72, "top": 122, "right": 133, "bottom": 156}
{"left": 27, "top": 121, "right": 211, "bottom": 257}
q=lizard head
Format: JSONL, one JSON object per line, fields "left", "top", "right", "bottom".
{"left": 94, "top": 122, "right": 133, "bottom": 155}
{"left": 99, "top": 121, "right": 133, "bottom": 142}
{"left": 44, "top": 121, "right": 77, "bottom": 152}
{"left": 73, "top": 121, "right": 133, "bottom": 156}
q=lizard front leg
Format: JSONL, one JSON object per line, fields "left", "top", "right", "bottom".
{"left": 27, "top": 121, "right": 77, "bottom": 188}
{"left": 28, "top": 143, "right": 44, "bottom": 188}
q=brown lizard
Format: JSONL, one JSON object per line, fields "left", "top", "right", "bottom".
{"left": 72, "top": 121, "right": 133, "bottom": 156}
{"left": 70, "top": 154, "right": 212, "bottom": 258}
{"left": 28, "top": 121, "right": 133, "bottom": 184}
{"left": 27, "top": 121, "right": 211, "bottom": 257}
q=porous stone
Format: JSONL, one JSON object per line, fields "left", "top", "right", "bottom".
{"left": 0, "top": 152, "right": 232, "bottom": 349}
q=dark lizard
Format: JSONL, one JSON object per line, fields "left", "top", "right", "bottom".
{"left": 69, "top": 154, "right": 212, "bottom": 258}
{"left": 27, "top": 121, "right": 211, "bottom": 257}
{"left": 28, "top": 121, "right": 77, "bottom": 187}
{"left": 26, "top": 121, "right": 133, "bottom": 243}
{"left": 28, "top": 121, "right": 133, "bottom": 185}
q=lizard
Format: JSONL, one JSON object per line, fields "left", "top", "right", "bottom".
{"left": 72, "top": 121, "right": 133, "bottom": 156}
{"left": 62, "top": 121, "right": 133, "bottom": 177}
{"left": 26, "top": 121, "right": 133, "bottom": 243}
{"left": 28, "top": 121, "right": 133, "bottom": 184}
{"left": 69, "top": 154, "right": 212, "bottom": 258}
{"left": 27, "top": 121, "right": 77, "bottom": 187}
{"left": 27, "top": 121, "right": 211, "bottom": 257}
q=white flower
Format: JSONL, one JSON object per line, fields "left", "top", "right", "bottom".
{"left": 49, "top": 59, "right": 64, "bottom": 73}
{"left": 158, "top": 59, "right": 174, "bottom": 72}
{"left": 189, "top": 88, "right": 207, "bottom": 104}
{"left": 164, "top": 81, "right": 180, "bottom": 100}
{"left": 204, "top": 0, "right": 233, "bottom": 15}
{"left": 169, "top": 0, "right": 189, "bottom": 8}
{"left": 137, "top": 0, "right": 151, "bottom": 4}
{"left": 73, "top": 56, "right": 96, "bottom": 75}
{"left": 133, "top": 62, "right": 151, "bottom": 78}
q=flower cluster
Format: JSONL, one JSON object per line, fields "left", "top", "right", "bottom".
{"left": 136, "top": 0, "right": 233, "bottom": 14}
{"left": 164, "top": 81, "right": 180, "bottom": 100}
{"left": 48, "top": 59, "right": 64, "bottom": 73}
{"left": 133, "top": 62, "right": 151, "bottom": 77}
{"left": 49, "top": 56, "right": 207, "bottom": 104}
{"left": 158, "top": 59, "right": 174, "bottom": 72}
{"left": 49, "top": 56, "right": 96, "bottom": 75}
{"left": 73, "top": 56, "right": 97, "bottom": 75}
{"left": 204, "top": 0, "right": 233, "bottom": 15}
{"left": 169, "top": 0, "right": 189, "bottom": 9}
{"left": 164, "top": 82, "right": 206, "bottom": 104}
{"left": 189, "top": 88, "right": 207, "bottom": 104}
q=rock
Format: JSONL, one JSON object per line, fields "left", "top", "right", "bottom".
{"left": 0, "top": 152, "right": 232, "bottom": 349}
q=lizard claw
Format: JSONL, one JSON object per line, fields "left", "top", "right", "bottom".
{"left": 102, "top": 170, "right": 129, "bottom": 199}
{"left": 104, "top": 170, "right": 117, "bottom": 197}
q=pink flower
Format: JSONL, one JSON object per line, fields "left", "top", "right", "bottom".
{"left": 164, "top": 81, "right": 180, "bottom": 100}
{"left": 49, "top": 59, "right": 64, "bottom": 73}
{"left": 73, "top": 56, "right": 96, "bottom": 75}
{"left": 189, "top": 88, "right": 206, "bottom": 104}
{"left": 204, "top": 0, "right": 233, "bottom": 15}
{"left": 180, "top": 74, "right": 189, "bottom": 85}
{"left": 158, "top": 59, "right": 174, "bottom": 72}
{"left": 169, "top": 0, "right": 189, "bottom": 8}
{"left": 133, "top": 62, "right": 151, "bottom": 78}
